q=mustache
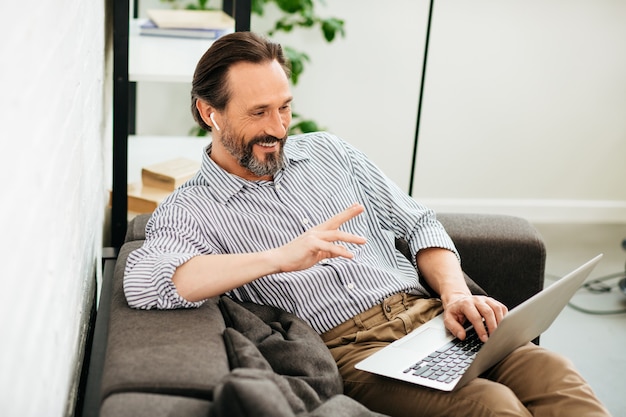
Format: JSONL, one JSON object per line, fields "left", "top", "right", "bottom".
{"left": 248, "top": 134, "right": 287, "bottom": 146}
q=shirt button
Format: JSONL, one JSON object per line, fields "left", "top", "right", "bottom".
{"left": 302, "top": 217, "right": 309, "bottom": 225}
{"left": 347, "top": 282, "right": 355, "bottom": 290}
{"left": 275, "top": 184, "right": 282, "bottom": 190}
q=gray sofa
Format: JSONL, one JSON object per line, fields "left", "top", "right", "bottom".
{"left": 81, "top": 212, "right": 546, "bottom": 417}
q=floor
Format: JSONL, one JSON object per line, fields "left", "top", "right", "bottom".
{"left": 532, "top": 222, "right": 626, "bottom": 417}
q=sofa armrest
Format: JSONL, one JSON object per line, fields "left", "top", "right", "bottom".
{"left": 438, "top": 213, "right": 546, "bottom": 310}
{"left": 98, "top": 238, "right": 231, "bottom": 414}
{"left": 124, "top": 214, "right": 150, "bottom": 242}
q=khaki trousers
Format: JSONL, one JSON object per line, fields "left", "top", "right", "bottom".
{"left": 321, "top": 293, "right": 611, "bottom": 417}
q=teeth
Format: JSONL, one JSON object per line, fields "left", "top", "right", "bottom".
{"left": 259, "top": 142, "right": 276, "bottom": 147}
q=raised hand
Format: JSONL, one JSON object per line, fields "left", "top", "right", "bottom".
{"left": 272, "top": 203, "right": 367, "bottom": 273}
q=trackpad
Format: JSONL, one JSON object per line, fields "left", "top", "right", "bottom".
{"left": 394, "top": 327, "right": 451, "bottom": 351}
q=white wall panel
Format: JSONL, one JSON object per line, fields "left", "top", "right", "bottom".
{"left": 413, "top": 0, "right": 626, "bottom": 221}
{"left": 0, "top": 1, "right": 106, "bottom": 415}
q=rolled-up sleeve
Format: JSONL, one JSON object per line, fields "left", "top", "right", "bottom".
{"left": 405, "top": 208, "right": 459, "bottom": 263}
{"left": 123, "top": 203, "right": 210, "bottom": 310}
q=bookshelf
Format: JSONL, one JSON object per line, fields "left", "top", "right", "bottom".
{"left": 129, "top": 18, "right": 221, "bottom": 83}
{"left": 111, "top": 0, "right": 251, "bottom": 248}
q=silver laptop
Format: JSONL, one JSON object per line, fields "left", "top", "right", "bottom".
{"left": 355, "top": 254, "right": 603, "bottom": 391}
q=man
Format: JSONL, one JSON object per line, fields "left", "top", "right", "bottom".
{"left": 124, "top": 32, "right": 610, "bottom": 416}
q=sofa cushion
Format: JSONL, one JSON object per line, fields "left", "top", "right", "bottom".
{"left": 100, "top": 392, "right": 211, "bottom": 417}
{"left": 100, "top": 240, "right": 231, "bottom": 402}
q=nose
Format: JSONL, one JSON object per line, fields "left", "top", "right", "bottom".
{"left": 264, "top": 109, "right": 289, "bottom": 138}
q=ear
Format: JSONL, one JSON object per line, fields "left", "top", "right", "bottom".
{"left": 196, "top": 99, "right": 217, "bottom": 130}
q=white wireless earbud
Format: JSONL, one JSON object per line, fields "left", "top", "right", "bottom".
{"left": 209, "top": 112, "right": 221, "bottom": 131}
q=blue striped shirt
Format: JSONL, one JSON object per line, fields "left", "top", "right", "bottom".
{"left": 124, "top": 132, "right": 458, "bottom": 334}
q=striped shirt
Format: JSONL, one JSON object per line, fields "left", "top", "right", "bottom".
{"left": 124, "top": 132, "right": 458, "bottom": 334}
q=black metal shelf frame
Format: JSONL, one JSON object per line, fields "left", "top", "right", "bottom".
{"left": 110, "top": 0, "right": 251, "bottom": 248}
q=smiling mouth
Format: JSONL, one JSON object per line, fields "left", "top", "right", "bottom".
{"left": 257, "top": 141, "right": 278, "bottom": 148}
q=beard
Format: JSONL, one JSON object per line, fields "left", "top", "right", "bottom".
{"left": 221, "top": 130, "right": 287, "bottom": 177}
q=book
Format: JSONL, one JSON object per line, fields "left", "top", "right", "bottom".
{"left": 140, "top": 9, "right": 235, "bottom": 39}
{"left": 139, "top": 19, "right": 234, "bottom": 40}
{"left": 129, "top": 182, "right": 172, "bottom": 213}
{"left": 141, "top": 157, "right": 201, "bottom": 191}
{"left": 147, "top": 9, "right": 235, "bottom": 29}
{"left": 108, "top": 182, "right": 172, "bottom": 214}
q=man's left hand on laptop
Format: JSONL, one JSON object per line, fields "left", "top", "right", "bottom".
{"left": 442, "top": 294, "right": 508, "bottom": 342}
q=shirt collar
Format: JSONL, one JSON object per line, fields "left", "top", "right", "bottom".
{"left": 200, "top": 139, "right": 310, "bottom": 204}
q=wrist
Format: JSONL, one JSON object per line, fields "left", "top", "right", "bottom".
{"left": 262, "top": 248, "right": 285, "bottom": 274}
{"left": 441, "top": 291, "right": 472, "bottom": 309}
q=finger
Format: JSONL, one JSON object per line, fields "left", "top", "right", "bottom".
{"left": 484, "top": 297, "right": 508, "bottom": 321}
{"left": 318, "top": 235, "right": 367, "bottom": 260}
{"left": 482, "top": 298, "right": 508, "bottom": 333}
{"left": 323, "top": 243, "right": 354, "bottom": 259}
{"left": 317, "top": 229, "right": 367, "bottom": 246}
{"left": 316, "top": 204, "right": 364, "bottom": 231}
{"left": 443, "top": 314, "right": 468, "bottom": 340}
{"left": 471, "top": 297, "right": 508, "bottom": 341}
{"left": 457, "top": 306, "right": 489, "bottom": 342}
{"left": 474, "top": 308, "right": 494, "bottom": 342}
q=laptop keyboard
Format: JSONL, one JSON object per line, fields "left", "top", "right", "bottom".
{"left": 402, "top": 327, "right": 484, "bottom": 385}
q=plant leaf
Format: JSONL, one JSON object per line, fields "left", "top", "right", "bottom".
{"left": 289, "top": 118, "right": 321, "bottom": 134}
{"left": 275, "top": 0, "right": 306, "bottom": 14}
{"left": 321, "top": 17, "right": 345, "bottom": 42}
{"left": 251, "top": 0, "right": 266, "bottom": 16}
{"left": 284, "top": 46, "right": 309, "bottom": 85}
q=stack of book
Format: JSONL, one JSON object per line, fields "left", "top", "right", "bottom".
{"left": 112, "top": 157, "right": 201, "bottom": 214}
{"left": 139, "top": 9, "right": 235, "bottom": 39}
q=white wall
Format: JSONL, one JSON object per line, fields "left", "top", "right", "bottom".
{"left": 135, "top": 0, "right": 626, "bottom": 223}
{"left": 414, "top": 0, "right": 626, "bottom": 222}
{"left": 0, "top": 1, "right": 107, "bottom": 416}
